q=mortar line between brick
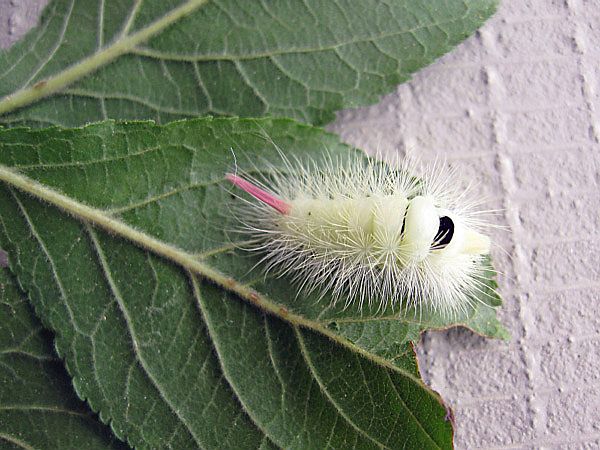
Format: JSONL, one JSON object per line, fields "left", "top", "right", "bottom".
{"left": 481, "top": 24, "right": 545, "bottom": 434}
{"left": 478, "top": 431, "right": 600, "bottom": 450}
{"left": 570, "top": 1, "right": 600, "bottom": 143}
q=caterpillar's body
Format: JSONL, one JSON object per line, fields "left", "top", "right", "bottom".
{"left": 227, "top": 155, "right": 492, "bottom": 317}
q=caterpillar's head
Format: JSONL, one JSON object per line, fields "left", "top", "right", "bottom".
{"left": 402, "top": 195, "right": 490, "bottom": 262}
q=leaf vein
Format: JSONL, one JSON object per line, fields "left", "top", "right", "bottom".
{"left": 192, "top": 61, "right": 214, "bottom": 113}
{"left": 0, "top": 405, "right": 89, "bottom": 418}
{"left": 97, "top": 0, "right": 106, "bottom": 49}
{"left": 86, "top": 225, "right": 203, "bottom": 448}
{"left": 0, "top": 348, "right": 58, "bottom": 363}
{"left": 8, "top": 188, "right": 84, "bottom": 336}
{"left": 263, "top": 315, "right": 286, "bottom": 413}
{"left": 0, "top": 432, "right": 36, "bottom": 450}
{"left": 14, "top": 144, "right": 162, "bottom": 170}
{"left": 120, "top": 0, "right": 144, "bottom": 37}
{"left": 294, "top": 326, "right": 389, "bottom": 450}
{"left": 21, "top": 0, "right": 75, "bottom": 90}
{"left": 191, "top": 274, "right": 280, "bottom": 446}
{"left": 385, "top": 370, "right": 443, "bottom": 449}
{"left": 61, "top": 88, "right": 211, "bottom": 116}
{"left": 232, "top": 60, "right": 269, "bottom": 111}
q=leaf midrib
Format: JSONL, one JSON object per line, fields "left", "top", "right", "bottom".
{"left": 0, "top": 0, "right": 211, "bottom": 116}
{"left": 0, "top": 162, "right": 426, "bottom": 386}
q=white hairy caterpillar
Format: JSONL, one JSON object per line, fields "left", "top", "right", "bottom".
{"left": 226, "top": 153, "right": 494, "bottom": 318}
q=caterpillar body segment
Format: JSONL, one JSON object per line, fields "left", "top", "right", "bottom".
{"left": 226, "top": 155, "right": 493, "bottom": 317}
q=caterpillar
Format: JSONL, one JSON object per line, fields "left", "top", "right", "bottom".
{"left": 226, "top": 153, "right": 493, "bottom": 318}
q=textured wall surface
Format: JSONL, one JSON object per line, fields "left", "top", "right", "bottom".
{"left": 0, "top": 0, "right": 47, "bottom": 48}
{"left": 3, "top": 1, "right": 599, "bottom": 449}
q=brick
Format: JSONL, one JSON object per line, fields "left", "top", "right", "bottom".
{"left": 411, "top": 66, "right": 489, "bottom": 114}
{"left": 445, "top": 349, "right": 526, "bottom": 398}
{"left": 414, "top": 113, "right": 495, "bottom": 154}
{"left": 454, "top": 396, "right": 536, "bottom": 448}
{"left": 501, "top": 0, "right": 569, "bottom": 18}
{"left": 500, "top": 59, "right": 584, "bottom": 108}
{"left": 531, "top": 239, "right": 600, "bottom": 287}
{"left": 511, "top": 146, "right": 598, "bottom": 194}
{"left": 497, "top": 19, "right": 576, "bottom": 58}
{"left": 517, "top": 192, "right": 600, "bottom": 242}
{"left": 546, "top": 386, "right": 600, "bottom": 435}
{"left": 527, "top": 288, "right": 600, "bottom": 341}
{"left": 539, "top": 337, "right": 600, "bottom": 388}
{"left": 505, "top": 106, "right": 591, "bottom": 146}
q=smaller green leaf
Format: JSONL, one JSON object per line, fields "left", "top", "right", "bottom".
{"left": 0, "top": 0, "right": 499, "bottom": 127}
{"left": 0, "top": 261, "right": 127, "bottom": 450}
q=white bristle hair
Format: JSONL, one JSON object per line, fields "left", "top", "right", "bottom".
{"left": 227, "top": 150, "right": 496, "bottom": 319}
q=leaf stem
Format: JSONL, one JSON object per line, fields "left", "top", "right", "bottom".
{"left": 0, "top": 0, "right": 210, "bottom": 116}
{"left": 0, "top": 163, "right": 423, "bottom": 383}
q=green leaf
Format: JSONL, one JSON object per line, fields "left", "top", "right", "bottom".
{"left": 0, "top": 0, "right": 498, "bottom": 127}
{"left": 0, "top": 262, "right": 127, "bottom": 449}
{"left": 0, "top": 117, "right": 503, "bottom": 448}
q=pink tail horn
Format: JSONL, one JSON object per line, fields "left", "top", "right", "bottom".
{"left": 226, "top": 173, "right": 291, "bottom": 215}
